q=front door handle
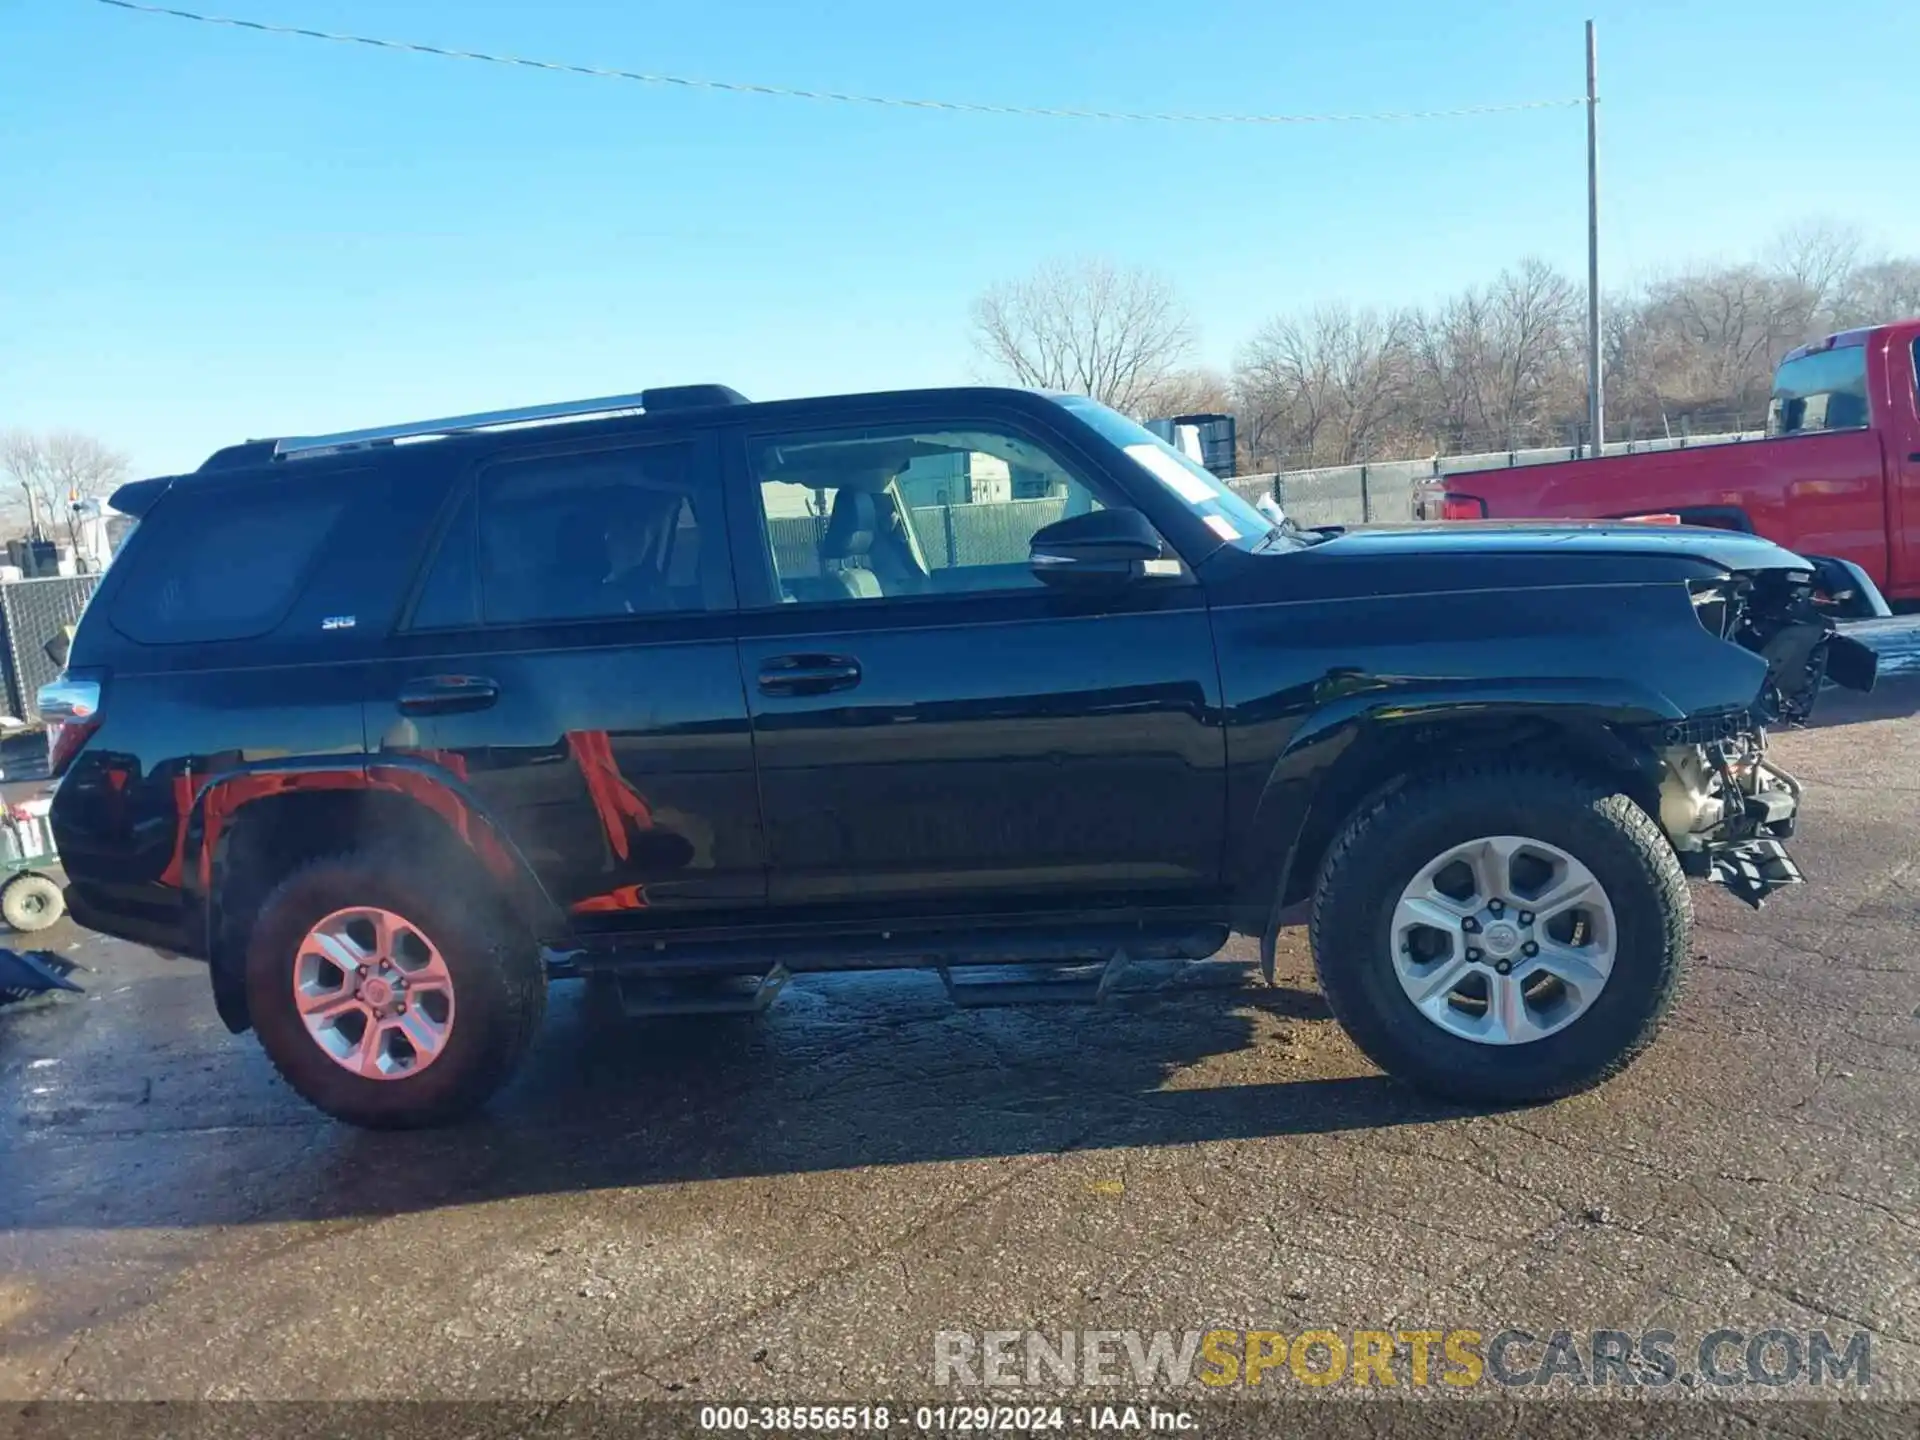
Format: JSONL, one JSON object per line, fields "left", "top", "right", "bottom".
{"left": 758, "top": 654, "right": 862, "bottom": 697}
{"left": 398, "top": 674, "right": 500, "bottom": 716}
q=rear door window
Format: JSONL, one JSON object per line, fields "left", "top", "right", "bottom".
{"left": 409, "top": 435, "right": 730, "bottom": 629}
{"left": 405, "top": 488, "right": 480, "bottom": 631}
{"left": 1768, "top": 345, "right": 1871, "bottom": 435}
{"left": 108, "top": 486, "right": 348, "bottom": 645}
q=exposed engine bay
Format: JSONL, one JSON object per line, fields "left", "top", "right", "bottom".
{"left": 1658, "top": 564, "right": 1880, "bottom": 906}
{"left": 1688, "top": 565, "right": 1881, "bottom": 724}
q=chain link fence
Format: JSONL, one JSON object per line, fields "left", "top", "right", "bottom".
{"left": 0, "top": 575, "right": 100, "bottom": 721}
{"left": 911, "top": 499, "right": 1067, "bottom": 569}
{"left": 767, "top": 498, "right": 1072, "bottom": 581}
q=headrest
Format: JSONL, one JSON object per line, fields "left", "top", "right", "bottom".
{"left": 822, "top": 489, "right": 877, "bottom": 560}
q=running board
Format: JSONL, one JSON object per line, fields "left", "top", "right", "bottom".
{"left": 610, "top": 964, "right": 790, "bottom": 1017}
{"left": 937, "top": 950, "right": 1132, "bottom": 1008}
{"left": 548, "top": 919, "right": 1225, "bottom": 980}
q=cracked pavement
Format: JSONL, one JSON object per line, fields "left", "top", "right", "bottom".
{"left": 2, "top": 682, "right": 1917, "bottom": 1420}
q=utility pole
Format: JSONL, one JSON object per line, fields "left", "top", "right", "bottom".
{"left": 1585, "top": 19, "right": 1604, "bottom": 458}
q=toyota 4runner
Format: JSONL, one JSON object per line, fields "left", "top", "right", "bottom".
{"left": 42, "top": 384, "right": 1882, "bottom": 1128}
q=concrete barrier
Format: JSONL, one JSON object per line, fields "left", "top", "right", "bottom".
{"left": 1232, "top": 429, "right": 1765, "bottom": 529}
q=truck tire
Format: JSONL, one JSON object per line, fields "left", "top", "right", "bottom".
{"left": 1, "top": 872, "right": 65, "bottom": 932}
{"left": 1309, "top": 763, "right": 1689, "bottom": 1104}
{"left": 244, "top": 849, "right": 546, "bottom": 1129}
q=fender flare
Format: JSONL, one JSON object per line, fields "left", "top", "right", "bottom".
{"left": 182, "top": 754, "right": 562, "bottom": 1030}
{"left": 1246, "top": 683, "right": 1678, "bottom": 983}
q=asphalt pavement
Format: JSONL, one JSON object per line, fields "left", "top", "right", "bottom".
{"left": 2, "top": 663, "right": 1918, "bottom": 1430}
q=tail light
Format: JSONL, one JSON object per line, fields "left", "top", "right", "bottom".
{"left": 1436, "top": 492, "right": 1487, "bottom": 521}
{"left": 38, "top": 674, "right": 102, "bottom": 779}
{"left": 1622, "top": 512, "right": 1683, "bottom": 525}
{"left": 1414, "top": 485, "right": 1487, "bottom": 521}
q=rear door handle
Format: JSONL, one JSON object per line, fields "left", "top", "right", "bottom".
{"left": 398, "top": 674, "right": 500, "bottom": 716}
{"left": 757, "top": 654, "right": 862, "bottom": 697}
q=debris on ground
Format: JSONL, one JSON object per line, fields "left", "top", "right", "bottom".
{"left": 0, "top": 947, "right": 84, "bottom": 1006}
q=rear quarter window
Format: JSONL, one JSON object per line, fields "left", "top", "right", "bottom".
{"left": 1768, "top": 345, "right": 1871, "bottom": 435}
{"left": 108, "top": 485, "right": 348, "bottom": 645}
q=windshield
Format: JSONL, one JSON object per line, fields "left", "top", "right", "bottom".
{"left": 1052, "top": 395, "right": 1276, "bottom": 546}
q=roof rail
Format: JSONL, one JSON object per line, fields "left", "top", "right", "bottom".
{"left": 272, "top": 384, "right": 748, "bottom": 460}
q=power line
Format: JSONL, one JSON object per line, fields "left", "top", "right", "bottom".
{"left": 92, "top": 0, "right": 1584, "bottom": 126}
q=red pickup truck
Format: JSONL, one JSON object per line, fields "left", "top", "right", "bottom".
{"left": 1420, "top": 318, "right": 1920, "bottom": 606}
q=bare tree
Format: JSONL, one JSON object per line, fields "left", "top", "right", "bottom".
{"left": 1231, "top": 225, "right": 1919, "bottom": 470}
{"left": 1134, "top": 367, "right": 1234, "bottom": 422}
{"left": 970, "top": 258, "right": 1195, "bottom": 414}
{"left": 0, "top": 430, "right": 130, "bottom": 546}
{"left": 1845, "top": 259, "right": 1920, "bottom": 326}
{"left": 1603, "top": 264, "right": 1812, "bottom": 432}
{"left": 1234, "top": 304, "right": 1415, "bottom": 467}
{"left": 1410, "top": 260, "right": 1583, "bottom": 452}
{"left": 1767, "top": 219, "right": 1865, "bottom": 330}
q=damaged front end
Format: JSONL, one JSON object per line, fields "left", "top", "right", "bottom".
{"left": 1653, "top": 562, "right": 1881, "bottom": 907}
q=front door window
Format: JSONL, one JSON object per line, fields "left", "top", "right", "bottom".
{"left": 748, "top": 424, "right": 1108, "bottom": 604}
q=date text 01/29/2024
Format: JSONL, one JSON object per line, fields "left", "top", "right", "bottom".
{"left": 697, "top": 1405, "right": 1197, "bottom": 1432}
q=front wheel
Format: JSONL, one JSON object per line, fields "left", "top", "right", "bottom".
{"left": 1310, "top": 764, "right": 1690, "bottom": 1104}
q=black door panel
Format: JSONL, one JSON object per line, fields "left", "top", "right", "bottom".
{"left": 370, "top": 428, "right": 764, "bottom": 930}
{"left": 730, "top": 411, "right": 1228, "bottom": 914}
{"left": 371, "top": 631, "right": 763, "bottom": 921}
{"left": 738, "top": 595, "right": 1224, "bottom": 909}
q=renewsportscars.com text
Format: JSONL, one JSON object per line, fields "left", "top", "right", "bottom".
{"left": 933, "top": 1327, "right": 1871, "bottom": 1390}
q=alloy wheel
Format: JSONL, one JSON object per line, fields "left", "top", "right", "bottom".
{"left": 293, "top": 906, "right": 457, "bottom": 1079}
{"left": 1389, "top": 835, "right": 1617, "bottom": 1046}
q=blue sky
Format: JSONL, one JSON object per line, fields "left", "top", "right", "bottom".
{"left": 6, "top": 0, "right": 1918, "bottom": 476}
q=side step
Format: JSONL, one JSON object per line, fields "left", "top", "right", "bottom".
{"left": 586, "top": 951, "right": 1146, "bottom": 1016}
{"left": 606, "top": 964, "right": 790, "bottom": 1018}
{"left": 938, "top": 950, "right": 1132, "bottom": 1008}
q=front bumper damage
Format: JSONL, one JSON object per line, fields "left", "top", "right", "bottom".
{"left": 1655, "top": 562, "right": 1881, "bottom": 907}
{"left": 1657, "top": 735, "right": 1809, "bottom": 907}
{"left": 1699, "top": 838, "right": 1803, "bottom": 908}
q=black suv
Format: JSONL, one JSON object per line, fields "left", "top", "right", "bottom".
{"left": 42, "top": 384, "right": 1880, "bottom": 1128}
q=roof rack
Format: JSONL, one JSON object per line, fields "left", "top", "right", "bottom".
{"left": 272, "top": 384, "right": 749, "bottom": 460}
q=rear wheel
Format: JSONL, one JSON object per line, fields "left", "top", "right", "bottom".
{"left": 1310, "top": 764, "right": 1689, "bottom": 1103}
{"left": 245, "top": 850, "right": 546, "bottom": 1129}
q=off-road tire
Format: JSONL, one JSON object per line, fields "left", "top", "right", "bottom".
{"left": 1309, "top": 763, "right": 1690, "bottom": 1104}
{"left": 1, "top": 871, "right": 64, "bottom": 932}
{"left": 245, "top": 849, "right": 546, "bottom": 1129}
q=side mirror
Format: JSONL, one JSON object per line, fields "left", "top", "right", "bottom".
{"left": 1029, "top": 508, "right": 1169, "bottom": 589}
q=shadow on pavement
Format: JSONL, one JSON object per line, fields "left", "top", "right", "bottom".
{"left": 2, "top": 961, "right": 1481, "bottom": 1231}
{"left": 1804, "top": 677, "right": 1920, "bottom": 728}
